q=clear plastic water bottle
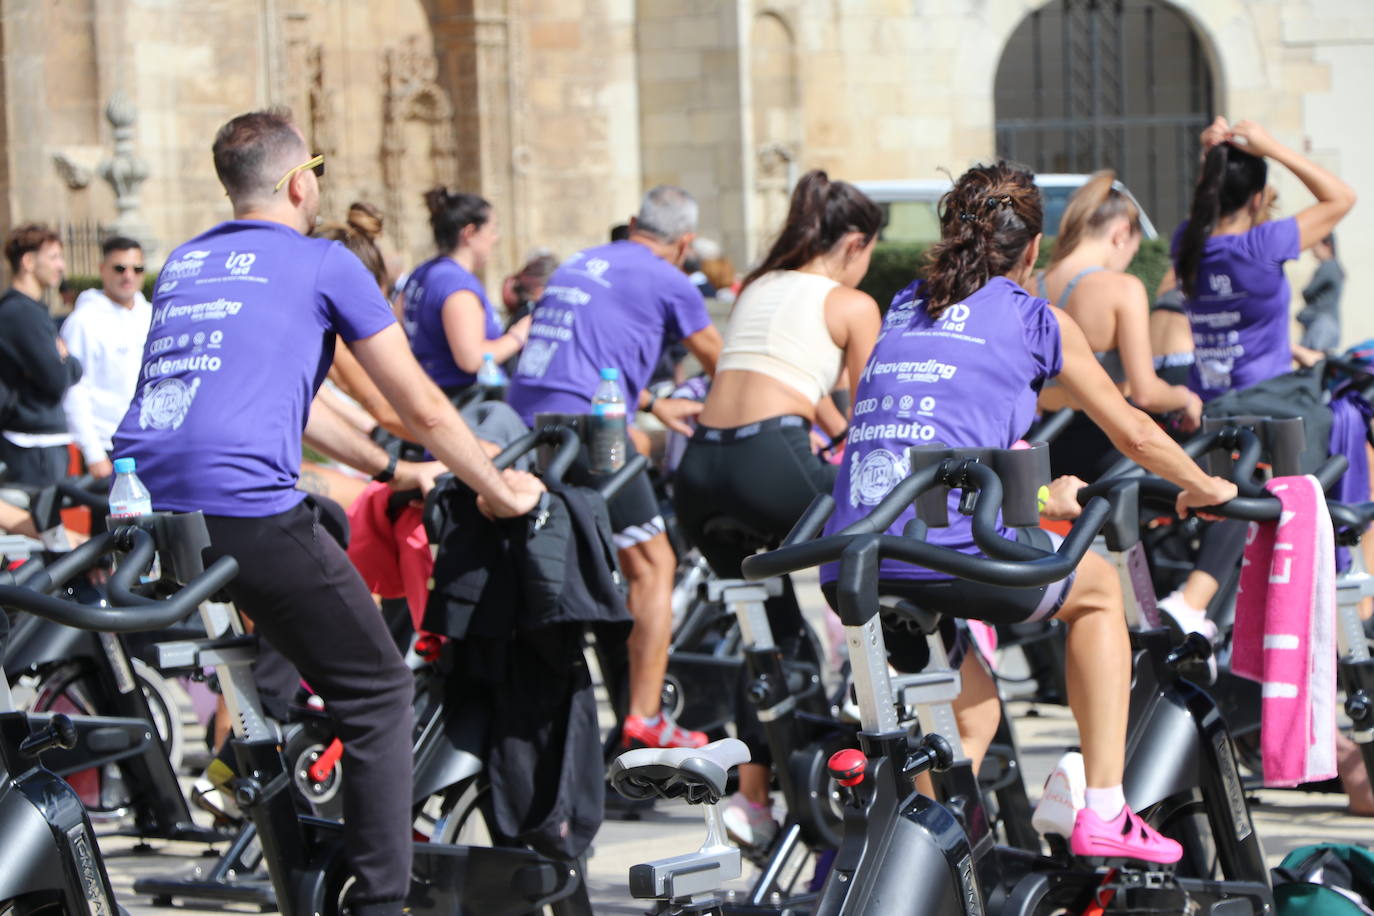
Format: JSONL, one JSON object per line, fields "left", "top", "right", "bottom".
{"left": 109, "top": 457, "right": 152, "bottom": 518}
{"left": 110, "top": 456, "right": 159, "bottom": 582}
{"left": 590, "top": 367, "right": 627, "bottom": 474}
{"left": 476, "top": 353, "right": 507, "bottom": 391}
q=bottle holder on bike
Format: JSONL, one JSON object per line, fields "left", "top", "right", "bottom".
{"left": 103, "top": 510, "right": 212, "bottom": 586}
{"left": 907, "top": 442, "right": 1050, "bottom": 529}
{"left": 1201, "top": 414, "right": 1305, "bottom": 478}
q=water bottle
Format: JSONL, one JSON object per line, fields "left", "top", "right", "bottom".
{"left": 109, "top": 456, "right": 159, "bottom": 582}
{"left": 476, "top": 353, "right": 507, "bottom": 391}
{"left": 590, "top": 368, "right": 627, "bottom": 474}
{"left": 109, "top": 457, "right": 152, "bottom": 518}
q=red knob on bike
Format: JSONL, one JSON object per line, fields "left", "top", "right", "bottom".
{"left": 415, "top": 633, "right": 443, "bottom": 663}
{"left": 828, "top": 748, "right": 867, "bottom": 787}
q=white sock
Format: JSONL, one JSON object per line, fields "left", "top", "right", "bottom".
{"left": 1084, "top": 785, "right": 1126, "bottom": 821}
{"left": 640, "top": 714, "right": 662, "bottom": 727}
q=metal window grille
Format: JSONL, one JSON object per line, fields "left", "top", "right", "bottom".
{"left": 994, "top": 0, "right": 1215, "bottom": 235}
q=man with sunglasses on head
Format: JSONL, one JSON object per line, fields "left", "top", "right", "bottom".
{"left": 60, "top": 236, "right": 151, "bottom": 479}
{"left": 112, "top": 108, "right": 544, "bottom": 916}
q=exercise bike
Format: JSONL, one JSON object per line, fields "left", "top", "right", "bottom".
{"left": 0, "top": 524, "right": 237, "bottom": 916}
{"left": 624, "top": 443, "right": 1311, "bottom": 913}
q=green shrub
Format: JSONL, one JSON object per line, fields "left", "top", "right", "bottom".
{"left": 857, "top": 238, "right": 1173, "bottom": 311}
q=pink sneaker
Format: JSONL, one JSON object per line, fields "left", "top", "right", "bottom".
{"left": 1070, "top": 806, "right": 1182, "bottom": 864}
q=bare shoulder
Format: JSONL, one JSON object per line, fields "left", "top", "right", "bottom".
{"left": 824, "top": 284, "right": 880, "bottom": 317}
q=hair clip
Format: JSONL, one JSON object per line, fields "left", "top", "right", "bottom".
{"left": 958, "top": 210, "right": 976, "bottom": 222}
{"left": 985, "top": 195, "right": 1012, "bottom": 210}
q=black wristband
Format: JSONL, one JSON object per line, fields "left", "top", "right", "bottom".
{"left": 372, "top": 453, "right": 398, "bottom": 483}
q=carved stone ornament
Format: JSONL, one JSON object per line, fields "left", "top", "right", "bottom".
{"left": 97, "top": 90, "right": 157, "bottom": 255}
{"left": 52, "top": 152, "right": 93, "bottom": 190}
{"left": 381, "top": 35, "right": 459, "bottom": 253}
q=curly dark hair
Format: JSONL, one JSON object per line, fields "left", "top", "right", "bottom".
{"left": 922, "top": 161, "right": 1043, "bottom": 318}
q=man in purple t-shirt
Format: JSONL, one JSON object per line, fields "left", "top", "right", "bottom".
{"left": 113, "top": 110, "right": 543, "bottom": 916}
{"left": 508, "top": 186, "right": 723, "bottom": 749}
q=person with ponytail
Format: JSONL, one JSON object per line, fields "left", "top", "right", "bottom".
{"left": 403, "top": 188, "right": 531, "bottom": 398}
{"left": 1037, "top": 172, "right": 1202, "bottom": 481}
{"left": 1175, "top": 117, "right": 1354, "bottom": 400}
{"left": 313, "top": 202, "right": 409, "bottom": 440}
{"left": 1151, "top": 120, "right": 1355, "bottom": 630}
{"left": 671, "top": 170, "right": 882, "bottom": 847}
{"left": 822, "top": 161, "right": 1238, "bottom": 863}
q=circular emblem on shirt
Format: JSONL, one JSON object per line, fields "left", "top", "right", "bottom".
{"left": 139, "top": 377, "right": 202, "bottom": 431}
{"left": 850, "top": 448, "right": 909, "bottom": 508}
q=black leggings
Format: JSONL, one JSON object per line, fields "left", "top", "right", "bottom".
{"left": 673, "top": 417, "right": 837, "bottom": 577}
{"left": 202, "top": 500, "right": 415, "bottom": 907}
{"left": 673, "top": 418, "right": 837, "bottom": 763}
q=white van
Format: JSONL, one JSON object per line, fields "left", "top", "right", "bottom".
{"left": 854, "top": 174, "right": 1157, "bottom": 245}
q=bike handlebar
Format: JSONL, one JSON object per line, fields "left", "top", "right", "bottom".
{"left": 744, "top": 457, "right": 1112, "bottom": 588}
{"left": 0, "top": 528, "right": 238, "bottom": 632}
{"left": 491, "top": 422, "right": 646, "bottom": 502}
{"left": 1078, "top": 453, "right": 1349, "bottom": 522}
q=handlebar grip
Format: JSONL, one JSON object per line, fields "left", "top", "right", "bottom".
{"left": 1315, "top": 454, "right": 1349, "bottom": 492}
{"left": 1024, "top": 407, "right": 1074, "bottom": 444}
{"left": 492, "top": 429, "right": 543, "bottom": 471}
{"left": 781, "top": 493, "right": 835, "bottom": 547}
{"left": 596, "top": 453, "right": 647, "bottom": 501}
{"left": 11, "top": 532, "right": 118, "bottom": 595}
{"left": 55, "top": 479, "right": 110, "bottom": 513}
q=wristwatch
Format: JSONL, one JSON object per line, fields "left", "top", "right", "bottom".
{"left": 373, "top": 454, "right": 398, "bottom": 483}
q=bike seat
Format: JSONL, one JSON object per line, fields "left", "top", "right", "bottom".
{"left": 609, "top": 737, "right": 750, "bottom": 805}
{"left": 700, "top": 516, "right": 774, "bottom": 553}
{"left": 879, "top": 597, "right": 943, "bottom": 635}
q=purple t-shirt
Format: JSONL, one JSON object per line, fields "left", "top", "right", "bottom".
{"left": 112, "top": 220, "right": 396, "bottom": 517}
{"left": 821, "top": 277, "right": 1062, "bottom": 583}
{"left": 506, "top": 241, "right": 711, "bottom": 423}
{"left": 402, "top": 256, "right": 503, "bottom": 390}
{"left": 1171, "top": 217, "right": 1301, "bottom": 400}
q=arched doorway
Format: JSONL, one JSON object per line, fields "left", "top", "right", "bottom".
{"left": 994, "top": 0, "right": 1215, "bottom": 236}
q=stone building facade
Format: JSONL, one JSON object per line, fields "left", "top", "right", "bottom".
{"left": 1, "top": 1, "right": 1371, "bottom": 340}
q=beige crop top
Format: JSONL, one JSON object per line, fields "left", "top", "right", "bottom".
{"left": 717, "top": 270, "right": 843, "bottom": 403}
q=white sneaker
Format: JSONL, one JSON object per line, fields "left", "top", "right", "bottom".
{"left": 1156, "top": 591, "right": 1219, "bottom": 642}
{"left": 721, "top": 793, "right": 778, "bottom": 849}
{"left": 1031, "top": 750, "right": 1085, "bottom": 839}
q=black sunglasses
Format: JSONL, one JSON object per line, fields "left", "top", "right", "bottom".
{"left": 112, "top": 264, "right": 146, "bottom": 274}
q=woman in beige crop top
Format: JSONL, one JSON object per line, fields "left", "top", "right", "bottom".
{"left": 673, "top": 171, "right": 882, "bottom": 843}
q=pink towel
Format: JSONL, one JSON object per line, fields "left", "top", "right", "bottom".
{"left": 1233, "top": 475, "right": 1337, "bottom": 787}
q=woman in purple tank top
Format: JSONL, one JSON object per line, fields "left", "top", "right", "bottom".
{"left": 825, "top": 161, "right": 1238, "bottom": 862}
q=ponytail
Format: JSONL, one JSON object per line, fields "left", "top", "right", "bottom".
{"left": 923, "top": 161, "right": 1042, "bottom": 318}
{"left": 1177, "top": 145, "right": 1267, "bottom": 299}
{"left": 1049, "top": 170, "right": 1140, "bottom": 267}
{"left": 424, "top": 186, "right": 491, "bottom": 254}
{"left": 741, "top": 169, "right": 883, "bottom": 292}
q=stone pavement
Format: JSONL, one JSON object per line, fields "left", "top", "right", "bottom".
{"left": 101, "top": 568, "right": 1371, "bottom": 914}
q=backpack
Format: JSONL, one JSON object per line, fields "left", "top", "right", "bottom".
{"left": 1201, "top": 366, "right": 1332, "bottom": 474}
{"left": 1274, "top": 844, "right": 1374, "bottom": 915}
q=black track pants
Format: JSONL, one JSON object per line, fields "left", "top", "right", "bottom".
{"left": 202, "top": 500, "right": 415, "bottom": 906}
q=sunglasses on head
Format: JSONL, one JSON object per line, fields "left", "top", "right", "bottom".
{"left": 111, "top": 264, "right": 146, "bottom": 274}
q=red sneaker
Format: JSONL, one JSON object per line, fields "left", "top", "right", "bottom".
{"left": 621, "top": 714, "right": 708, "bottom": 749}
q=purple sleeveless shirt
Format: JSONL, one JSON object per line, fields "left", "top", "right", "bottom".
{"left": 821, "top": 276, "right": 1062, "bottom": 583}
